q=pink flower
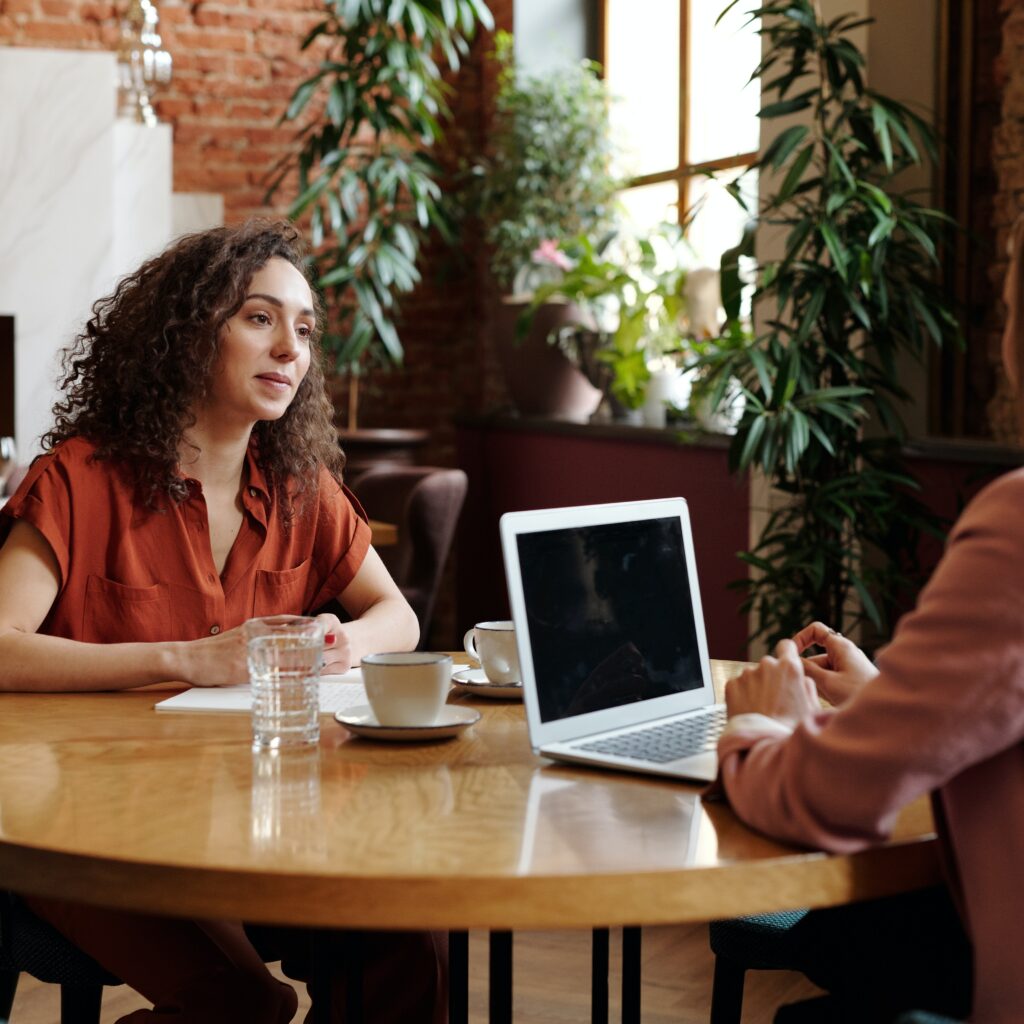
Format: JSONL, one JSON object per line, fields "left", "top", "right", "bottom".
{"left": 531, "top": 239, "right": 572, "bottom": 271}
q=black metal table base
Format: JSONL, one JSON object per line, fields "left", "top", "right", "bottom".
{"left": 314, "top": 925, "right": 642, "bottom": 1024}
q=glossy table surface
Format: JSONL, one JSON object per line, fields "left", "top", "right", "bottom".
{"left": 0, "top": 660, "right": 941, "bottom": 930}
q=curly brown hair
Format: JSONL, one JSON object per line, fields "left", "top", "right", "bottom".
{"left": 44, "top": 220, "right": 345, "bottom": 519}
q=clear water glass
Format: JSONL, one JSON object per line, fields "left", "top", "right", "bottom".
{"left": 246, "top": 615, "right": 324, "bottom": 749}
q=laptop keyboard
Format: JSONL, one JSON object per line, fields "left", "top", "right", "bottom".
{"left": 572, "top": 706, "right": 728, "bottom": 764}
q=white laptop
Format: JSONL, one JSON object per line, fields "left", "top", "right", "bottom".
{"left": 500, "top": 497, "right": 725, "bottom": 783}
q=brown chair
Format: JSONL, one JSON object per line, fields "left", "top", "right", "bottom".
{"left": 349, "top": 465, "right": 468, "bottom": 648}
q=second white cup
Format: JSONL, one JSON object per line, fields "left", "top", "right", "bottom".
{"left": 361, "top": 652, "right": 453, "bottom": 727}
{"left": 463, "top": 620, "right": 520, "bottom": 684}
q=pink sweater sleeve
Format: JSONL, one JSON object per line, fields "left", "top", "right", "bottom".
{"left": 718, "top": 469, "right": 1024, "bottom": 853}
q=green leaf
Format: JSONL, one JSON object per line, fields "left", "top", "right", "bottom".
{"left": 285, "top": 77, "right": 320, "bottom": 122}
{"left": 819, "top": 221, "right": 847, "bottom": 277}
{"left": 777, "top": 143, "right": 815, "bottom": 201}
{"left": 759, "top": 90, "right": 816, "bottom": 119}
{"left": 761, "top": 124, "right": 810, "bottom": 169}
{"left": 871, "top": 101, "right": 894, "bottom": 171}
{"left": 738, "top": 414, "right": 767, "bottom": 470}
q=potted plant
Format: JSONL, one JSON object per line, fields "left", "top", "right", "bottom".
{"left": 522, "top": 225, "right": 694, "bottom": 422}
{"left": 703, "top": 1, "right": 957, "bottom": 648}
{"left": 471, "top": 32, "right": 621, "bottom": 420}
{"left": 270, "top": 0, "right": 494, "bottom": 432}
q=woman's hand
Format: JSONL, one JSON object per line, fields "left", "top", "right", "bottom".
{"left": 175, "top": 626, "right": 250, "bottom": 688}
{"left": 179, "top": 614, "right": 355, "bottom": 686}
{"left": 792, "top": 621, "right": 878, "bottom": 707}
{"left": 312, "top": 613, "right": 354, "bottom": 674}
{"left": 725, "top": 639, "right": 820, "bottom": 729}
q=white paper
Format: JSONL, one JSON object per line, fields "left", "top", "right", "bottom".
{"left": 154, "top": 670, "right": 367, "bottom": 715}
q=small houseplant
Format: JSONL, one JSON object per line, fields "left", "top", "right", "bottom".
{"left": 467, "top": 32, "right": 622, "bottom": 419}
{"left": 271, "top": 0, "right": 494, "bottom": 429}
{"left": 705, "top": 1, "right": 958, "bottom": 647}
{"left": 522, "top": 227, "right": 692, "bottom": 417}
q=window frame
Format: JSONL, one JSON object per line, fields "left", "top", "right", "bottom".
{"left": 597, "top": 0, "right": 759, "bottom": 227}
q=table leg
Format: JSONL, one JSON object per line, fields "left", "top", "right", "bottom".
{"left": 591, "top": 927, "right": 609, "bottom": 1024}
{"left": 308, "top": 929, "right": 337, "bottom": 1024}
{"left": 489, "top": 930, "right": 513, "bottom": 1024}
{"left": 343, "top": 931, "right": 363, "bottom": 1024}
{"left": 449, "top": 930, "right": 469, "bottom": 1024}
{"left": 621, "top": 927, "right": 641, "bottom": 1024}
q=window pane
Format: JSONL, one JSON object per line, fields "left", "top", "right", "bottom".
{"left": 619, "top": 180, "right": 680, "bottom": 239}
{"left": 684, "top": 166, "right": 757, "bottom": 271}
{"left": 687, "top": 0, "right": 761, "bottom": 166}
{"left": 605, "top": 0, "right": 680, "bottom": 179}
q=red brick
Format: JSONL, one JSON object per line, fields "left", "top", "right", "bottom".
{"left": 227, "top": 101, "right": 270, "bottom": 119}
{"left": 79, "top": 0, "right": 114, "bottom": 15}
{"left": 22, "top": 19, "right": 96, "bottom": 42}
{"left": 157, "top": 4, "right": 189, "bottom": 23}
{"left": 224, "top": 9, "right": 261, "bottom": 30}
{"left": 2, "top": 0, "right": 35, "bottom": 16}
{"left": 193, "top": 7, "right": 226, "bottom": 26}
{"left": 155, "top": 96, "right": 193, "bottom": 118}
{"left": 231, "top": 54, "right": 269, "bottom": 77}
{"left": 39, "top": 0, "right": 73, "bottom": 15}
{"left": 173, "top": 27, "right": 250, "bottom": 52}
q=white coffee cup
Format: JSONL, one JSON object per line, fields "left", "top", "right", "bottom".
{"left": 361, "top": 652, "right": 453, "bottom": 727}
{"left": 463, "top": 620, "right": 520, "bottom": 684}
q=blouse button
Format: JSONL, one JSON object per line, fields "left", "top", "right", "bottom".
{"left": 210, "top": 624, "right": 221, "bottom": 635}
{"left": 249, "top": 487, "right": 258, "bottom": 497}
{"left": 207, "top": 573, "right": 216, "bottom": 584}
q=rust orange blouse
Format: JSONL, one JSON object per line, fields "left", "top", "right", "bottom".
{"left": 0, "top": 437, "right": 370, "bottom": 644}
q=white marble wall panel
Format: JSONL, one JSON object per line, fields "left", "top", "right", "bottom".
{"left": 0, "top": 48, "right": 116, "bottom": 455}
{"left": 172, "top": 192, "right": 224, "bottom": 238}
{"left": 112, "top": 121, "right": 172, "bottom": 290}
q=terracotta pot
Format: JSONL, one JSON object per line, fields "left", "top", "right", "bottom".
{"left": 492, "top": 299, "right": 602, "bottom": 422}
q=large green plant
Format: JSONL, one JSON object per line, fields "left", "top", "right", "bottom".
{"left": 271, "top": 0, "right": 493, "bottom": 427}
{"left": 476, "top": 31, "right": 620, "bottom": 291}
{"left": 705, "top": 1, "right": 957, "bottom": 646}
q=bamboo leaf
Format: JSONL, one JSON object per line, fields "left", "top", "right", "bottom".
{"left": 761, "top": 125, "right": 810, "bottom": 169}
{"left": 759, "top": 90, "right": 816, "bottom": 119}
{"left": 777, "top": 143, "right": 815, "bottom": 201}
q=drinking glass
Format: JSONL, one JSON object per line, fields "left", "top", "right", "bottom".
{"left": 246, "top": 615, "right": 325, "bottom": 749}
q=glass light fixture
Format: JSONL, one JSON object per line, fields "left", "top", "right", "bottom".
{"left": 116, "top": 0, "right": 172, "bottom": 126}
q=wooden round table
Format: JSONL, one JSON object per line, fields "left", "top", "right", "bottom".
{"left": 0, "top": 661, "right": 940, "bottom": 932}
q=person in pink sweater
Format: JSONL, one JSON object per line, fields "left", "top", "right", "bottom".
{"left": 716, "top": 223, "right": 1024, "bottom": 1023}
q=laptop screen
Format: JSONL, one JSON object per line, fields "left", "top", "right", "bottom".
{"left": 515, "top": 515, "right": 704, "bottom": 724}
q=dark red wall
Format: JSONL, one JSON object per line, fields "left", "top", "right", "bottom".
{"left": 456, "top": 422, "right": 751, "bottom": 661}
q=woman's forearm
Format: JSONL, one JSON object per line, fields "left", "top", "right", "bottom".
{"left": 339, "top": 595, "right": 420, "bottom": 666}
{"left": 0, "top": 629, "right": 184, "bottom": 692}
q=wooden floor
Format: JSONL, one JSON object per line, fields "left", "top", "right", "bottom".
{"left": 9, "top": 924, "right": 820, "bottom": 1023}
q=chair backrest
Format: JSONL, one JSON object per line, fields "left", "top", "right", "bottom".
{"left": 350, "top": 466, "right": 468, "bottom": 648}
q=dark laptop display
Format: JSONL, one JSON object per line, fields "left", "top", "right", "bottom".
{"left": 516, "top": 516, "right": 704, "bottom": 724}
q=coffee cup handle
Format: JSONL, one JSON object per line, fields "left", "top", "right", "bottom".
{"left": 463, "top": 628, "right": 479, "bottom": 663}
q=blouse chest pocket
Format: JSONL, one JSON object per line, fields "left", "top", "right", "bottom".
{"left": 253, "top": 560, "right": 311, "bottom": 618}
{"left": 83, "top": 576, "right": 173, "bottom": 644}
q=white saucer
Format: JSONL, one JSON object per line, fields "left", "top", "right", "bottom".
{"left": 451, "top": 668, "right": 523, "bottom": 700}
{"left": 334, "top": 704, "right": 481, "bottom": 742}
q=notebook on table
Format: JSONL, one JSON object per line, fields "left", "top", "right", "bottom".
{"left": 499, "top": 497, "right": 725, "bottom": 783}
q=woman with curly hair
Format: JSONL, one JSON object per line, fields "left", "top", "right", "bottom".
{"left": 0, "top": 221, "right": 444, "bottom": 1022}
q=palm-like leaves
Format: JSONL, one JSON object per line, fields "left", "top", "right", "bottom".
{"left": 710, "top": 0, "right": 958, "bottom": 646}
{"left": 272, "top": 0, "right": 494, "bottom": 378}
